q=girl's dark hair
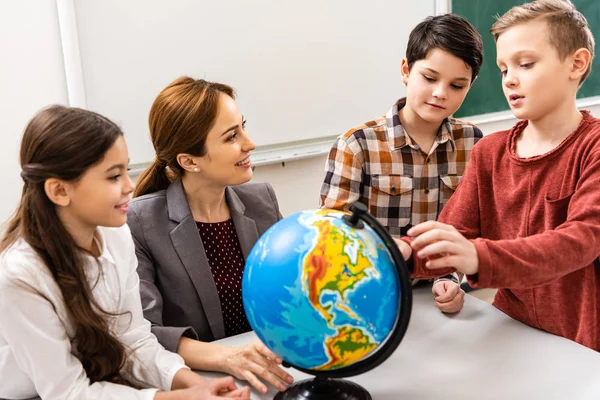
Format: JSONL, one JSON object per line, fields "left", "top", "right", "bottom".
{"left": 1, "top": 105, "right": 131, "bottom": 385}
{"left": 406, "top": 13, "right": 484, "bottom": 81}
{"left": 134, "top": 76, "right": 235, "bottom": 197}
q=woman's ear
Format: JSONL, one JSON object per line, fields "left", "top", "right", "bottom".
{"left": 44, "top": 178, "right": 71, "bottom": 207}
{"left": 176, "top": 153, "right": 201, "bottom": 173}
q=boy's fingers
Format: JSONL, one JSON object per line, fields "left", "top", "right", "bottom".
{"left": 446, "top": 281, "right": 460, "bottom": 297}
{"left": 435, "top": 297, "right": 464, "bottom": 313}
{"left": 434, "top": 288, "right": 454, "bottom": 302}
{"left": 416, "top": 240, "right": 455, "bottom": 259}
{"left": 425, "top": 255, "right": 460, "bottom": 270}
{"left": 432, "top": 280, "right": 450, "bottom": 297}
{"left": 411, "top": 229, "right": 458, "bottom": 252}
{"left": 432, "top": 285, "right": 445, "bottom": 297}
{"left": 393, "top": 238, "right": 413, "bottom": 260}
{"left": 435, "top": 282, "right": 460, "bottom": 302}
{"left": 407, "top": 221, "right": 453, "bottom": 237}
{"left": 407, "top": 220, "right": 438, "bottom": 236}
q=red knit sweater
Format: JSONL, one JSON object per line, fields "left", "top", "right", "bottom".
{"left": 413, "top": 111, "right": 600, "bottom": 351}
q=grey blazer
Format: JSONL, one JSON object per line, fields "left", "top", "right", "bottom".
{"left": 127, "top": 179, "right": 282, "bottom": 352}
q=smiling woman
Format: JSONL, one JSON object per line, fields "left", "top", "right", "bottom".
{"left": 127, "top": 77, "right": 295, "bottom": 394}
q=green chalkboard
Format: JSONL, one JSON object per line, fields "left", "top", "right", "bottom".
{"left": 453, "top": 0, "right": 600, "bottom": 118}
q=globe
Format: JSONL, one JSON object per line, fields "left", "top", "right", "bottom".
{"left": 242, "top": 204, "right": 412, "bottom": 400}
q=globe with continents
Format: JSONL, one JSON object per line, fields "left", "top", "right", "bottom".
{"left": 242, "top": 208, "right": 402, "bottom": 373}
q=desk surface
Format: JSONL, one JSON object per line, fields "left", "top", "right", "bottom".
{"left": 17, "top": 286, "right": 600, "bottom": 400}
{"left": 204, "top": 286, "right": 600, "bottom": 400}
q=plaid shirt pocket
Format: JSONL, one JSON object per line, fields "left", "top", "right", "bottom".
{"left": 370, "top": 175, "right": 413, "bottom": 234}
{"left": 439, "top": 174, "right": 462, "bottom": 211}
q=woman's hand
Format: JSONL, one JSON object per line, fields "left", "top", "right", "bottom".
{"left": 220, "top": 340, "right": 294, "bottom": 393}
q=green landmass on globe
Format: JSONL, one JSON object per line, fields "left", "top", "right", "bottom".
{"left": 304, "top": 214, "right": 379, "bottom": 369}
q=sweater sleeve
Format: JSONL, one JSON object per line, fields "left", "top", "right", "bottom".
{"left": 400, "top": 236, "right": 456, "bottom": 279}
{"left": 408, "top": 144, "right": 483, "bottom": 276}
{"left": 469, "top": 149, "right": 600, "bottom": 289}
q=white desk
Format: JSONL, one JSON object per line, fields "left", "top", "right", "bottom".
{"left": 16, "top": 286, "right": 600, "bottom": 400}
{"left": 201, "top": 285, "right": 600, "bottom": 400}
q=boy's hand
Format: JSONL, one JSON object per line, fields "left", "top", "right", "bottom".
{"left": 393, "top": 237, "right": 413, "bottom": 261}
{"left": 432, "top": 280, "right": 465, "bottom": 313}
{"left": 407, "top": 221, "right": 479, "bottom": 275}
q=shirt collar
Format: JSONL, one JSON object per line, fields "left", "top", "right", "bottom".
{"left": 437, "top": 119, "right": 456, "bottom": 151}
{"left": 92, "top": 228, "right": 115, "bottom": 265}
{"left": 386, "top": 98, "right": 456, "bottom": 152}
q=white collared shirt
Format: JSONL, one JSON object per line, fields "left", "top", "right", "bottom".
{"left": 0, "top": 224, "right": 188, "bottom": 400}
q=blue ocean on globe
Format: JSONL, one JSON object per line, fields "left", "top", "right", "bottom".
{"left": 242, "top": 209, "right": 401, "bottom": 371}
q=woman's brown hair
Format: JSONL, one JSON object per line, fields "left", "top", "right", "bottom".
{"left": 1, "top": 105, "right": 131, "bottom": 385}
{"left": 134, "top": 76, "right": 235, "bottom": 197}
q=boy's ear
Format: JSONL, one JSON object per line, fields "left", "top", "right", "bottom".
{"left": 44, "top": 178, "right": 71, "bottom": 207}
{"left": 569, "top": 48, "right": 592, "bottom": 81}
{"left": 400, "top": 58, "right": 410, "bottom": 85}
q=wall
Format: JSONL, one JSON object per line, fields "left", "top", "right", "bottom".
{"left": 252, "top": 156, "right": 329, "bottom": 216}
{"left": 0, "top": 2, "right": 68, "bottom": 225}
{"left": 71, "top": 0, "right": 431, "bottom": 165}
{"left": 5, "top": 2, "right": 600, "bottom": 222}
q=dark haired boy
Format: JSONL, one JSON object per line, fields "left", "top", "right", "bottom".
{"left": 320, "top": 14, "right": 484, "bottom": 313}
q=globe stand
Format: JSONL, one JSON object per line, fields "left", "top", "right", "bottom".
{"left": 274, "top": 376, "right": 371, "bottom": 400}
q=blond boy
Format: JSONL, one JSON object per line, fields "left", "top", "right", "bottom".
{"left": 400, "top": 0, "right": 600, "bottom": 351}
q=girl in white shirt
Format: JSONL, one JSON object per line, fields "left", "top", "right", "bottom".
{"left": 0, "top": 105, "right": 251, "bottom": 400}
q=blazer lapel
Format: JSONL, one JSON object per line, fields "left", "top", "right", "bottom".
{"left": 226, "top": 187, "right": 259, "bottom": 260}
{"left": 167, "top": 180, "right": 225, "bottom": 340}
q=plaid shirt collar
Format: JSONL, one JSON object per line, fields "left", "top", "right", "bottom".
{"left": 385, "top": 98, "right": 456, "bottom": 152}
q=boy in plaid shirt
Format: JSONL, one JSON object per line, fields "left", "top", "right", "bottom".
{"left": 320, "top": 14, "right": 483, "bottom": 313}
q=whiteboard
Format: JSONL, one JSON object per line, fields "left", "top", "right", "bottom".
{"left": 73, "top": 0, "right": 435, "bottom": 165}
{"left": 1, "top": 0, "right": 68, "bottom": 224}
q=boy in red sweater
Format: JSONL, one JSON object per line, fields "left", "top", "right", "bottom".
{"left": 399, "top": 0, "right": 600, "bottom": 351}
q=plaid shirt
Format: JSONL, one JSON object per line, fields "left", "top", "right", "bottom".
{"left": 320, "top": 98, "right": 482, "bottom": 238}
